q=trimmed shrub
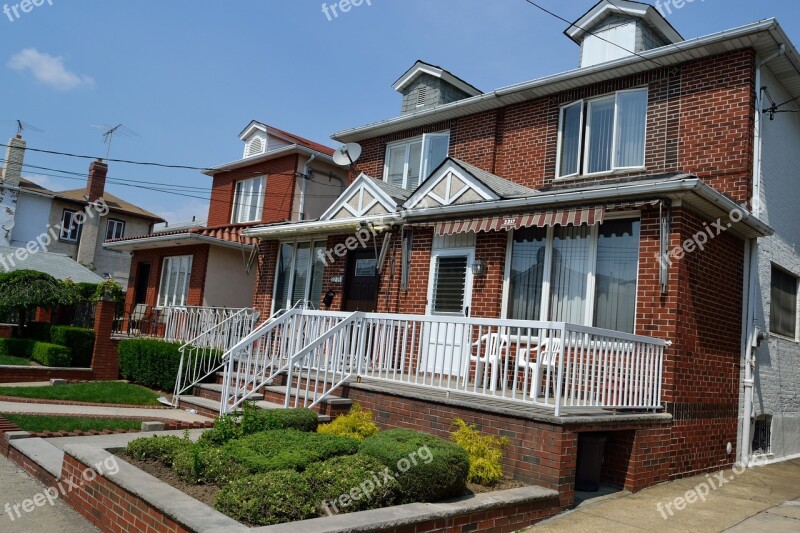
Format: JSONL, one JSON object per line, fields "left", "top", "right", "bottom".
{"left": 215, "top": 470, "right": 317, "bottom": 526}
{"left": 173, "top": 444, "right": 242, "bottom": 485}
{"left": 317, "top": 404, "right": 379, "bottom": 441}
{"left": 50, "top": 326, "right": 95, "bottom": 368}
{"left": 0, "top": 338, "right": 34, "bottom": 358}
{"left": 240, "top": 405, "right": 318, "bottom": 435}
{"left": 31, "top": 342, "right": 71, "bottom": 366}
{"left": 359, "top": 429, "right": 469, "bottom": 503}
{"left": 450, "top": 418, "right": 509, "bottom": 486}
{"left": 125, "top": 435, "right": 192, "bottom": 467}
{"left": 304, "top": 454, "right": 399, "bottom": 513}
{"left": 198, "top": 414, "right": 241, "bottom": 447}
{"left": 118, "top": 339, "right": 185, "bottom": 391}
{"left": 224, "top": 430, "right": 359, "bottom": 475}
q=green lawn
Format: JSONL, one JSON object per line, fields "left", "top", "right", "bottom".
{"left": 0, "top": 382, "right": 161, "bottom": 406}
{"left": 0, "top": 354, "right": 32, "bottom": 366}
{"left": 2, "top": 414, "right": 143, "bottom": 433}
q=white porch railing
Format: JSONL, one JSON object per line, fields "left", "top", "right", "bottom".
{"left": 171, "top": 307, "right": 260, "bottom": 408}
{"left": 163, "top": 306, "right": 258, "bottom": 345}
{"left": 220, "top": 310, "right": 669, "bottom": 417}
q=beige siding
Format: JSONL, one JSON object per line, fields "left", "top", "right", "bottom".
{"left": 202, "top": 245, "right": 257, "bottom": 308}
{"left": 293, "top": 156, "right": 347, "bottom": 221}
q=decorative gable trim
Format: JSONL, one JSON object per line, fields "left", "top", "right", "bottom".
{"left": 320, "top": 173, "right": 399, "bottom": 221}
{"left": 404, "top": 162, "right": 499, "bottom": 210}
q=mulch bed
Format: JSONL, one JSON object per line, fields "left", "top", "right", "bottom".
{"left": 122, "top": 454, "right": 219, "bottom": 508}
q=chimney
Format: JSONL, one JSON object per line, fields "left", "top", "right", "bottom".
{"left": 87, "top": 158, "right": 108, "bottom": 201}
{"left": 1, "top": 135, "right": 26, "bottom": 188}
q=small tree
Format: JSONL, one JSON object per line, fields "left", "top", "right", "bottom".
{"left": 0, "top": 270, "right": 81, "bottom": 336}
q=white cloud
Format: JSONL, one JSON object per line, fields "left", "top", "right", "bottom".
{"left": 7, "top": 48, "right": 95, "bottom": 90}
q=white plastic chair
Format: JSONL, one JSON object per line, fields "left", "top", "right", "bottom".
{"left": 469, "top": 332, "right": 508, "bottom": 391}
{"left": 517, "top": 338, "right": 562, "bottom": 399}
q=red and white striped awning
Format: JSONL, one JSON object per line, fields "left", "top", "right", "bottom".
{"left": 435, "top": 205, "right": 605, "bottom": 236}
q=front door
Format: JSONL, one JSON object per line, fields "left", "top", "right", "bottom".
{"left": 424, "top": 248, "right": 474, "bottom": 376}
{"left": 343, "top": 250, "right": 380, "bottom": 312}
{"left": 133, "top": 263, "right": 151, "bottom": 306}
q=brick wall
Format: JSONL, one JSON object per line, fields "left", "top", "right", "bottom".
{"left": 125, "top": 244, "right": 210, "bottom": 315}
{"left": 251, "top": 240, "right": 279, "bottom": 318}
{"left": 207, "top": 153, "right": 298, "bottom": 226}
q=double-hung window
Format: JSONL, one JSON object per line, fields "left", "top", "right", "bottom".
{"left": 273, "top": 241, "right": 327, "bottom": 312}
{"left": 157, "top": 255, "right": 193, "bottom": 307}
{"left": 770, "top": 265, "right": 798, "bottom": 339}
{"left": 105, "top": 219, "right": 125, "bottom": 240}
{"left": 232, "top": 176, "right": 266, "bottom": 224}
{"left": 60, "top": 209, "right": 81, "bottom": 242}
{"left": 506, "top": 219, "right": 640, "bottom": 333}
{"left": 384, "top": 132, "right": 449, "bottom": 191}
{"left": 557, "top": 89, "right": 648, "bottom": 178}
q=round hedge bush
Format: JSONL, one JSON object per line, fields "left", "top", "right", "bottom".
{"left": 359, "top": 429, "right": 469, "bottom": 503}
{"left": 215, "top": 470, "right": 317, "bottom": 526}
{"left": 125, "top": 436, "right": 192, "bottom": 467}
{"left": 304, "top": 454, "right": 399, "bottom": 514}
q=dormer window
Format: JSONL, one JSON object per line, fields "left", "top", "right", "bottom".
{"left": 244, "top": 135, "right": 266, "bottom": 158}
{"left": 384, "top": 132, "right": 450, "bottom": 191}
{"left": 232, "top": 176, "right": 266, "bottom": 224}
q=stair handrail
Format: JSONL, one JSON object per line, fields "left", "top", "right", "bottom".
{"left": 172, "top": 307, "right": 261, "bottom": 408}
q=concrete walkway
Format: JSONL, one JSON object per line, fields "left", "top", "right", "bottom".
{"left": 0, "top": 401, "right": 212, "bottom": 423}
{"left": 528, "top": 459, "right": 800, "bottom": 532}
{"left": 0, "top": 452, "right": 97, "bottom": 532}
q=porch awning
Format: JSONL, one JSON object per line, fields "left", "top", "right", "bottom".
{"left": 435, "top": 205, "right": 605, "bottom": 236}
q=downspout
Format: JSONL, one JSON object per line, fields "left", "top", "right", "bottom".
{"left": 300, "top": 153, "right": 316, "bottom": 221}
{"left": 741, "top": 44, "right": 786, "bottom": 466}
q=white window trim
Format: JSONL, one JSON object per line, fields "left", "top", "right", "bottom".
{"left": 501, "top": 220, "right": 640, "bottom": 332}
{"left": 426, "top": 247, "right": 475, "bottom": 317}
{"left": 106, "top": 219, "right": 125, "bottom": 240}
{"left": 383, "top": 131, "right": 450, "bottom": 190}
{"left": 60, "top": 209, "right": 80, "bottom": 242}
{"left": 157, "top": 255, "right": 193, "bottom": 308}
{"left": 231, "top": 176, "right": 266, "bottom": 224}
{"left": 271, "top": 239, "right": 327, "bottom": 314}
{"left": 556, "top": 88, "right": 648, "bottom": 180}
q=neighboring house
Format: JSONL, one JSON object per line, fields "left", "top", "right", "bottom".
{"left": 0, "top": 244, "right": 104, "bottom": 284}
{"left": 216, "top": 0, "right": 800, "bottom": 503}
{"left": 105, "top": 122, "right": 347, "bottom": 314}
{"left": 0, "top": 136, "right": 164, "bottom": 288}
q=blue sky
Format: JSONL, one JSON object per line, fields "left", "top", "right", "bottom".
{"left": 1, "top": 0, "right": 798, "bottom": 224}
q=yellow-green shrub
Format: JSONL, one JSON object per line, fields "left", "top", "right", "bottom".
{"left": 449, "top": 418, "right": 509, "bottom": 486}
{"left": 317, "top": 404, "right": 379, "bottom": 441}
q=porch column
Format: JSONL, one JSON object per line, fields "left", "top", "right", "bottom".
{"left": 91, "top": 297, "right": 120, "bottom": 380}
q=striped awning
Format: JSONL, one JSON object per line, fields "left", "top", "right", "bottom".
{"left": 435, "top": 206, "right": 605, "bottom": 236}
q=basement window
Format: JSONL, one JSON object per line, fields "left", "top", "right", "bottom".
{"left": 752, "top": 416, "right": 772, "bottom": 455}
{"left": 770, "top": 265, "right": 798, "bottom": 339}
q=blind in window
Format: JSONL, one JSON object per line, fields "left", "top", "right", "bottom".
{"left": 771, "top": 267, "right": 797, "bottom": 338}
{"left": 432, "top": 256, "right": 468, "bottom": 314}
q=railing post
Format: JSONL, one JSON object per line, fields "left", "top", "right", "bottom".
{"left": 553, "top": 324, "right": 567, "bottom": 417}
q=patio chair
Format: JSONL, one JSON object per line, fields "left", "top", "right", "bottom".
{"left": 127, "top": 304, "right": 149, "bottom": 336}
{"left": 469, "top": 332, "right": 508, "bottom": 391}
{"left": 517, "top": 337, "right": 563, "bottom": 400}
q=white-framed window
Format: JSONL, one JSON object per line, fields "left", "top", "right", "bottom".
{"left": 105, "top": 219, "right": 125, "bottom": 241}
{"left": 273, "top": 240, "right": 327, "bottom": 313}
{"left": 60, "top": 209, "right": 81, "bottom": 242}
{"left": 157, "top": 255, "right": 193, "bottom": 307}
{"left": 232, "top": 176, "right": 266, "bottom": 224}
{"left": 505, "top": 219, "right": 640, "bottom": 333}
{"left": 557, "top": 89, "right": 648, "bottom": 178}
{"left": 384, "top": 132, "right": 450, "bottom": 191}
{"left": 770, "top": 265, "right": 798, "bottom": 339}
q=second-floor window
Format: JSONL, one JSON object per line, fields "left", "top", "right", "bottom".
{"left": 60, "top": 209, "right": 81, "bottom": 242}
{"left": 384, "top": 132, "right": 449, "bottom": 191}
{"left": 232, "top": 176, "right": 266, "bottom": 224}
{"left": 557, "top": 89, "right": 648, "bottom": 178}
{"left": 105, "top": 219, "right": 125, "bottom": 240}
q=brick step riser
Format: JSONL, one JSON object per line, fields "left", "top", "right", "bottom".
{"left": 178, "top": 398, "right": 220, "bottom": 418}
{"left": 213, "top": 372, "right": 343, "bottom": 396}
{"left": 261, "top": 389, "right": 351, "bottom": 418}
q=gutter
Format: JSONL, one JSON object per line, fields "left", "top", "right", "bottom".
{"left": 203, "top": 145, "right": 335, "bottom": 176}
{"left": 103, "top": 232, "right": 255, "bottom": 252}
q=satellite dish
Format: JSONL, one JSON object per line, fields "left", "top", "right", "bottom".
{"left": 2, "top": 220, "right": 15, "bottom": 231}
{"left": 332, "top": 143, "right": 362, "bottom": 167}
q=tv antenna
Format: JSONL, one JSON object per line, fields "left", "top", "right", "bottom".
{"left": 332, "top": 142, "right": 362, "bottom": 166}
{"left": 0, "top": 120, "right": 44, "bottom": 136}
{"left": 91, "top": 123, "right": 139, "bottom": 159}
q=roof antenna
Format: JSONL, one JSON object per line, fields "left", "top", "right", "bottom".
{"left": 0, "top": 120, "right": 44, "bottom": 136}
{"left": 91, "top": 123, "right": 139, "bottom": 159}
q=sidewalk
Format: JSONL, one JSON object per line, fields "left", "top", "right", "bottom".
{"left": 528, "top": 459, "right": 800, "bottom": 532}
{"left": 0, "top": 401, "right": 211, "bottom": 423}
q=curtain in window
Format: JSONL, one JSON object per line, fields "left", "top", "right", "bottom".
{"left": 309, "top": 243, "right": 327, "bottom": 307}
{"left": 771, "top": 267, "right": 798, "bottom": 338}
{"left": 549, "top": 226, "right": 591, "bottom": 323}
{"left": 387, "top": 145, "right": 406, "bottom": 189}
{"left": 507, "top": 227, "right": 547, "bottom": 321}
{"left": 274, "top": 243, "right": 295, "bottom": 311}
{"left": 290, "top": 242, "right": 312, "bottom": 307}
{"left": 233, "top": 177, "right": 265, "bottom": 223}
{"left": 559, "top": 103, "right": 582, "bottom": 177}
{"left": 586, "top": 98, "right": 615, "bottom": 174}
{"left": 615, "top": 91, "right": 648, "bottom": 168}
{"left": 158, "top": 256, "right": 192, "bottom": 307}
{"left": 593, "top": 220, "right": 640, "bottom": 333}
{"left": 406, "top": 141, "right": 423, "bottom": 190}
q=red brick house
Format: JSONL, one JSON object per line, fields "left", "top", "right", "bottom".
{"left": 172, "top": 0, "right": 800, "bottom": 511}
{"left": 105, "top": 122, "right": 346, "bottom": 323}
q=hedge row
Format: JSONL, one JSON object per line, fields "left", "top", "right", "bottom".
{"left": 0, "top": 338, "right": 71, "bottom": 367}
{"left": 118, "top": 339, "right": 185, "bottom": 391}
{"left": 23, "top": 323, "right": 95, "bottom": 367}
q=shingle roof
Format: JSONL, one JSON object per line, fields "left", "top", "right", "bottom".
{"left": 54, "top": 189, "right": 164, "bottom": 221}
{"left": 18, "top": 177, "right": 54, "bottom": 196}
{"left": 369, "top": 175, "right": 412, "bottom": 202}
{"left": 265, "top": 124, "right": 336, "bottom": 157}
{"left": 106, "top": 223, "right": 258, "bottom": 248}
{"left": 448, "top": 158, "right": 538, "bottom": 199}
{"left": 0, "top": 246, "right": 104, "bottom": 283}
